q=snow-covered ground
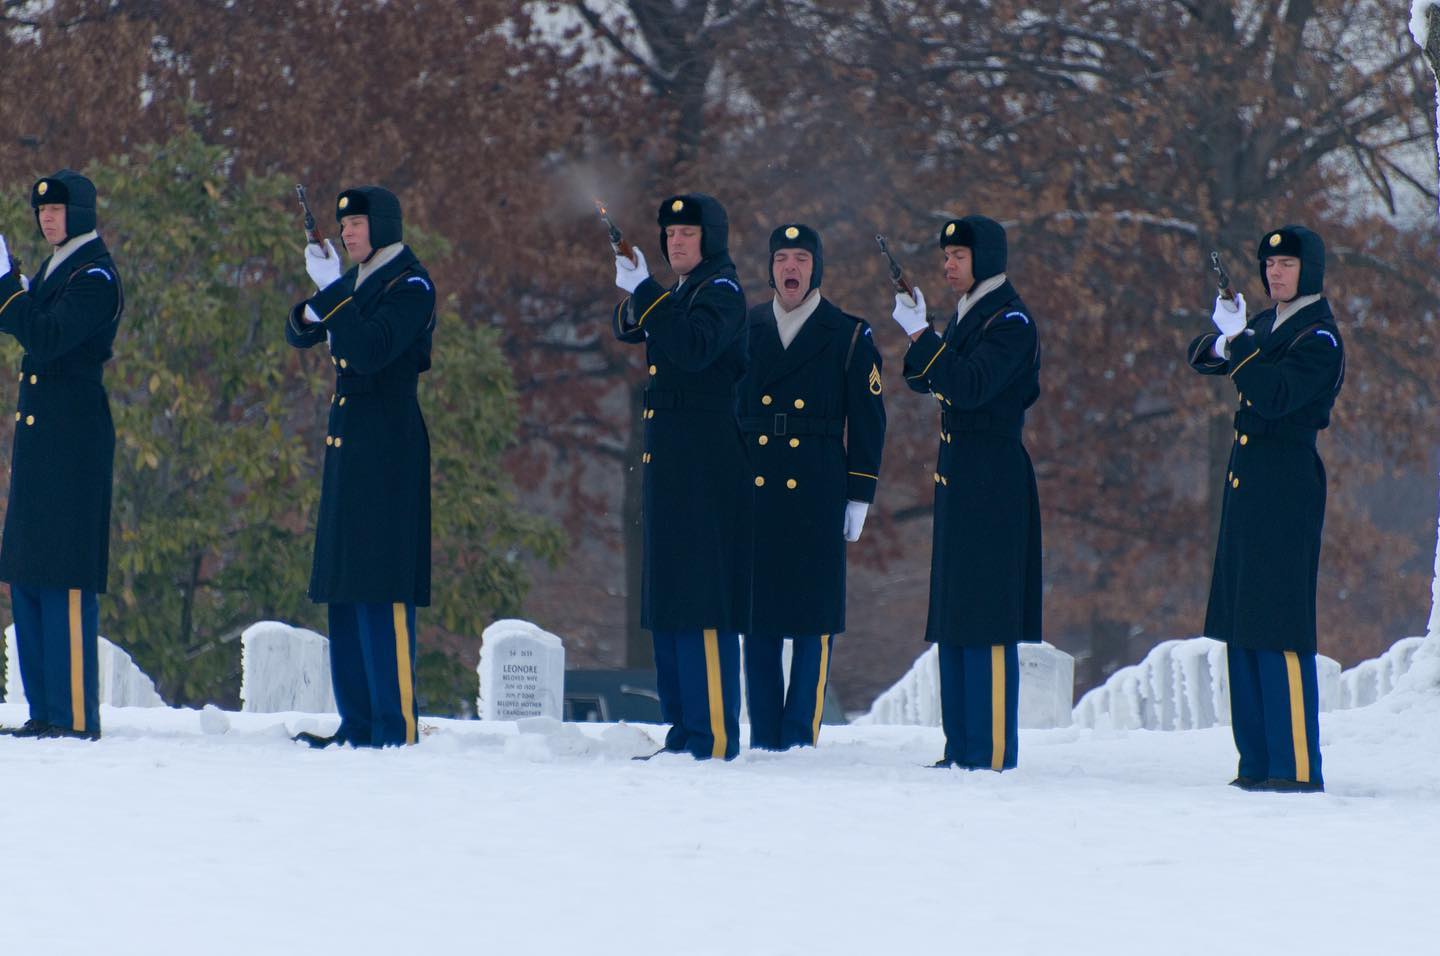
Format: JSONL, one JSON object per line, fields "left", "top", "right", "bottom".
{"left": 4, "top": 686, "right": 1438, "bottom": 955}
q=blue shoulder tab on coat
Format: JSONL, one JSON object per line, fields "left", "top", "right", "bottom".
{"left": 1315, "top": 330, "right": 1338, "bottom": 348}
{"left": 1002, "top": 310, "right": 1029, "bottom": 324}
{"left": 85, "top": 267, "right": 113, "bottom": 281}
{"left": 406, "top": 275, "right": 432, "bottom": 292}
{"left": 712, "top": 276, "right": 740, "bottom": 294}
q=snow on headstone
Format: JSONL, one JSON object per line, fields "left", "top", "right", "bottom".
{"left": 1335, "top": 636, "right": 1425, "bottom": 709}
{"left": 239, "top": 621, "right": 336, "bottom": 713}
{"left": 3, "top": 624, "right": 164, "bottom": 708}
{"left": 477, "top": 619, "right": 564, "bottom": 721}
{"left": 1018, "top": 643, "right": 1075, "bottom": 728}
{"left": 855, "top": 641, "right": 1075, "bottom": 729}
{"left": 1073, "top": 637, "right": 1346, "bottom": 730}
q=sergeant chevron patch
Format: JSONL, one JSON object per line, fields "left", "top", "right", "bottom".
{"left": 868, "top": 364, "right": 883, "bottom": 395}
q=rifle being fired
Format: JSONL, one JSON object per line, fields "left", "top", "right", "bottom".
{"left": 875, "top": 234, "right": 916, "bottom": 307}
{"left": 295, "top": 184, "right": 331, "bottom": 257}
{"left": 594, "top": 199, "right": 636, "bottom": 264}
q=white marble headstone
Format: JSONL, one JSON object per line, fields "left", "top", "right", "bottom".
{"left": 4, "top": 624, "right": 165, "bottom": 708}
{"left": 239, "top": 620, "right": 336, "bottom": 713}
{"left": 477, "top": 619, "right": 565, "bottom": 721}
{"left": 1018, "top": 641, "right": 1075, "bottom": 729}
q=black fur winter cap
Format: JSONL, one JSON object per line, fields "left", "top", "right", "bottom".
{"left": 1257, "top": 225, "right": 1324, "bottom": 298}
{"left": 767, "top": 223, "right": 823, "bottom": 290}
{"left": 335, "top": 186, "right": 404, "bottom": 248}
{"left": 939, "top": 215, "right": 1007, "bottom": 283}
{"left": 31, "top": 169, "right": 97, "bottom": 238}
{"left": 656, "top": 193, "right": 729, "bottom": 264}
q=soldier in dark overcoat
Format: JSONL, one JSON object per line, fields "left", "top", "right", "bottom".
{"left": 891, "top": 215, "right": 1041, "bottom": 770}
{"left": 1188, "top": 224, "right": 1343, "bottom": 793}
{"left": 0, "top": 170, "right": 121, "bottom": 740}
{"left": 285, "top": 186, "right": 434, "bottom": 748}
{"left": 737, "top": 223, "right": 885, "bottom": 750}
{"left": 611, "top": 193, "right": 750, "bottom": 760}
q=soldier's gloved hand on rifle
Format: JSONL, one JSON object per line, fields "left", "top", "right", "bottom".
{"left": 305, "top": 239, "right": 342, "bottom": 291}
{"left": 843, "top": 500, "right": 870, "bottom": 542}
{"left": 890, "top": 287, "right": 928, "bottom": 337}
{"left": 1210, "top": 292, "right": 1247, "bottom": 358}
{"left": 614, "top": 247, "right": 649, "bottom": 294}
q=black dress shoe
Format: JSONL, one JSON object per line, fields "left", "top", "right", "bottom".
{"left": 1229, "top": 776, "right": 1265, "bottom": 790}
{"left": 0, "top": 719, "right": 51, "bottom": 737}
{"left": 41, "top": 725, "right": 100, "bottom": 741}
{"left": 1260, "top": 777, "right": 1324, "bottom": 793}
{"left": 293, "top": 731, "right": 341, "bottom": 749}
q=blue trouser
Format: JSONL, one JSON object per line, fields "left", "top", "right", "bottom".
{"left": 937, "top": 642, "right": 1020, "bottom": 770}
{"left": 10, "top": 584, "right": 100, "bottom": 735}
{"left": 651, "top": 629, "right": 741, "bottom": 760}
{"left": 327, "top": 602, "right": 419, "bottom": 747}
{"left": 744, "top": 634, "right": 834, "bottom": 750}
{"left": 1227, "top": 645, "right": 1323, "bottom": 786}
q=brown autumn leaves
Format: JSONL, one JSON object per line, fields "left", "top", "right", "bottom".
{"left": 1, "top": 0, "right": 1436, "bottom": 706}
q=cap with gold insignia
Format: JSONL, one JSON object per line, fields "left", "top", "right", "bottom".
{"left": 30, "top": 169, "right": 97, "bottom": 239}
{"left": 656, "top": 192, "right": 729, "bottom": 264}
{"left": 938, "top": 215, "right": 1008, "bottom": 283}
{"left": 1256, "top": 224, "right": 1325, "bottom": 298}
{"left": 335, "top": 186, "right": 404, "bottom": 247}
{"left": 767, "top": 223, "right": 823, "bottom": 291}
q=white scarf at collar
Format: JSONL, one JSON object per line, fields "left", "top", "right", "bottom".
{"left": 771, "top": 289, "right": 821, "bottom": 349}
{"left": 954, "top": 273, "right": 1009, "bottom": 325}
{"left": 1272, "top": 293, "right": 1323, "bottom": 332}
{"left": 354, "top": 242, "right": 405, "bottom": 290}
{"left": 42, "top": 230, "right": 100, "bottom": 281}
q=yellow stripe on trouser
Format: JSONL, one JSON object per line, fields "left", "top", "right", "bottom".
{"left": 990, "top": 645, "right": 1006, "bottom": 771}
{"left": 1284, "top": 651, "right": 1310, "bottom": 784}
{"left": 703, "top": 629, "right": 726, "bottom": 759}
{"left": 68, "top": 590, "right": 84, "bottom": 733}
{"left": 810, "top": 634, "right": 831, "bottom": 745}
{"left": 393, "top": 603, "right": 417, "bottom": 745}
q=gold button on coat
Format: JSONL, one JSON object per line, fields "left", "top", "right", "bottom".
{"left": 24, "top": 415, "right": 33, "bottom": 426}
{"left": 786, "top": 478, "right": 797, "bottom": 489}
{"left": 793, "top": 398, "right": 805, "bottom": 409}
{"left": 648, "top": 365, "right": 657, "bottom": 375}
{"left": 13, "top": 412, "right": 18, "bottom": 422}
{"left": 334, "top": 437, "right": 342, "bottom": 447}
{"left": 339, "top": 397, "right": 347, "bottom": 406}
{"left": 28, "top": 375, "right": 36, "bottom": 385}
{"left": 1239, "top": 434, "right": 1248, "bottom": 445}
{"left": 325, "top": 436, "right": 334, "bottom": 446}
{"left": 758, "top": 435, "right": 768, "bottom": 446}
{"left": 754, "top": 476, "right": 765, "bottom": 487}
{"left": 339, "top": 358, "right": 348, "bottom": 369}
{"left": 762, "top": 395, "right": 773, "bottom": 406}
{"left": 789, "top": 438, "right": 799, "bottom": 448}
{"left": 1231, "top": 477, "right": 1239, "bottom": 488}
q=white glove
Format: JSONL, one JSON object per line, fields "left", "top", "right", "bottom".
{"left": 305, "top": 239, "right": 342, "bottom": 291}
{"left": 615, "top": 247, "right": 649, "bottom": 294}
{"left": 1211, "top": 292, "right": 1247, "bottom": 338}
{"left": 302, "top": 303, "right": 323, "bottom": 325}
{"left": 0, "top": 234, "right": 10, "bottom": 277}
{"left": 843, "top": 500, "right": 870, "bottom": 542}
{"left": 891, "top": 287, "right": 928, "bottom": 337}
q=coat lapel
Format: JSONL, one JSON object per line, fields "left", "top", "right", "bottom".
{"left": 29, "top": 237, "right": 108, "bottom": 306}
{"left": 351, "top": 246, "right": 416, "bottom": 313}
{"left": 761, "top": 297, "right": 841, "bottom": 388}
